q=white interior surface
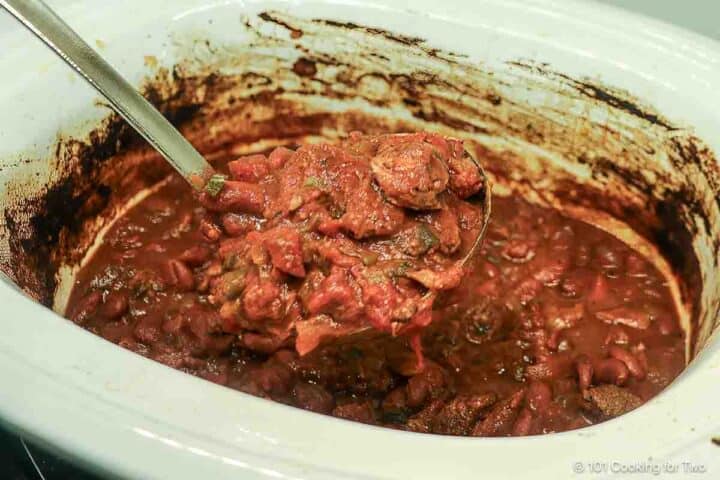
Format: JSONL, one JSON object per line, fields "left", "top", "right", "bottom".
{"left": 592, "top": 0, "right": 720, "bottom": 41}
{"left": 1, "top": 1, "right": 719, "bottom": 478}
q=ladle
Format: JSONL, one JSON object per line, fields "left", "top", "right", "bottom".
{"left": 1, "top": 0, "right": 216, "bottom": 191}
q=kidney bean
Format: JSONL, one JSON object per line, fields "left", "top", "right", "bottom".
{"left": 575, "top": 355, "right": 594, "bottom": 392}
{"left": 625, "top": 253, "right": 647, "bottom": 277}
{"left": 188, "top": 312, "right": 211, "bottom": 340}
{"left": 99, "top": 291, "right": 128, "bottom": 320}
{"left": 596, "top": 306, "right": 651, "bottom": 330}
{"left": 630, "top": 343, "right": 649, "bottom": 374}
{"left": 205, "top": 335, "right": 234, "bottom": 356}
{"left": 332, "top": 402, "right": 376, "bottom": 425}
{"left": 594, "top": 358, "right": 629, "bottom": 386}
{"left": 69, "top": 290, "right": 102, "bottom": 323}
{"left": 118, "top": 337, "right": 140, "bottom": 353}
{"left": 574, "top": 244, "right": 590, "bottom": 267}
{"left": 594, "top": 244, "right": 623, "bottom": 270}
{"left": 480, "top": 260, "right": 500, "bottom": 279}
{"left": 511, "top": 278, "right": 543, "bottom": 308}
{"left": 501, "top": 240, "right": 535, "bottom": 263}
{"left": 179, "top": 246, "right": 211, "bottom": 266}
{"left": 153, "top": 352, "right": 185, "bottom": 369}
{"left": 608, "top": 345, "right": 645, "bottom": 380}
{"left": 386, "top": 348, "right": 424, "bottom": 377}
{"left": 586, "top": 274, "right": 610, "bottom": 306}
{"left": 475, "top": 279, "right": 500, "bottom": 298}
{"left": 199, "top": 369, "right": 229, "bottom": 386}
{"left": 162, "top": 314, "right": 184, "bottom": 335}
{"left": 518, "top": 329, "right": 549, "bottom": 358}
{"left": 534, "top": 259, "right": 568, "bottom": 287}
{"left": 200, "top": 219, "right": 222, "bottom": 242}
{"left": 526, "top": 381, "right": 552, "bottom": 413}
{"left": 167, "top": 259, "right": 195, "bottom": 292}
{"left": 293, "top": 382, "right": 335, "bottom": 414}
{"left": 144, "top": 242, "right": 166, "bottom": 253}
{"left": 195, "top": 275, "right": 210, "bottom": 294}
{"left": 118, "top": 234, "right": 142, "bottom": 251}
{"left": 544, "top": 302, "right": 584, "bottom": 332}
{"left": 239, "top": 332, "right": 286, "bottom": 354}
{"left": 546, "top": 329, "right": 564, "bottom": 351}
{"left": 519, "top": 302, "right": 544, "bottom": 330}
{"left": 604, "top": 325, "right": 630, "bottom": 345}
{"left": 272, "top": 349, "right": 298, "bottom": 365}
{"left": 406, "top": 364, "right": 446, "bottom": 408}
{"left": 511, "top": 408, "right": 533, "bottom": 436}
{"left": 134, "top": 317, "right": 161, "bottom": 343}
{"left": 255, "top": 361, "right": 294, "bottom": 396}
{"left": 222, "top": 213, "right": 256, "bottom": 237}
{"left": 560, "top": 268, "right": 593, "bottom": 298}
{"left": 657, "top": 315, "right": 680, "bottom": 336}
{"left": 382, "top": 387, "right": 408, "bottom": 412}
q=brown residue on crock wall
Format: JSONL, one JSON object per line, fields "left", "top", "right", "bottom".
{"left": 1, "top": 10, "right": 717, "bottom": 355}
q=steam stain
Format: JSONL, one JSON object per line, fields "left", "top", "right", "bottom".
{"left": 508, "top": 61, "right": 677, "bottom": 130}
{"left": 258, "top": 11, "right": 303, "bottom": 39}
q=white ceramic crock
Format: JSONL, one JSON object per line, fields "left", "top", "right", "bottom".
{"left": 1, "top": 1, "right": 719, "bottom": 479}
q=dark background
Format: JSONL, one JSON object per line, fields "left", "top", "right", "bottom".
{"left": 0, "top": 427, "right": 98, "bottom": 480}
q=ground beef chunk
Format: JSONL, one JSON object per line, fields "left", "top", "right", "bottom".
{"left": 332, "top": 401, "right": 377, "bottom": 424}
{"left": 585, "top": 384, "right": 643, "bottom": 419}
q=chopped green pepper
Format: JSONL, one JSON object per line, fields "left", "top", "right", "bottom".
{"left": 205, "top": 174, "right": 227, "bottom": 197}
{"left": 288, "top": 195, "right": 303, "bottom": 211}
{"left": 222, "top": 253, "right": 239, "bottom": 270}
{"left": 303, "top": 176, "right": 325, "bottom": 189}
{"left": 329, "top": 204, "right": 345, "bottom": 219}
{"left": 368, "top": 272, "right": 386, "bottom": 284}
{"left": 418, "top": 224, "right": 439, "bottom": 251}
{"left": 221, "top": 268, "right": 247, "bottom": 299}
{"left": 361, "top": 251, "right": 379, "bottom": 266}
{"left": 392, "top": 261, "right": 412, "bottom": 277}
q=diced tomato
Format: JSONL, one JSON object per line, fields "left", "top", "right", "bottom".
{"left": 228, "top": 154, "right": 270, "bottom": 182}
{"left": 264, "top": 226, "right": 306, "bottom": 277}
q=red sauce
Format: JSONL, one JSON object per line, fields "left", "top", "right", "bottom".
{"left": 67, "top": 133, "right": 685, "bottom": 436}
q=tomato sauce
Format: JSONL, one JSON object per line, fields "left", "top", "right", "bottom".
{"left": 67, "top": 133, "right": 685, "bottom": 436}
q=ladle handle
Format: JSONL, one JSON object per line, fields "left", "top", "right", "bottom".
{"left": 1, "top": 0, "right": 214, "bottom": 189}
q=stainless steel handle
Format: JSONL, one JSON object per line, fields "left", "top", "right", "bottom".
{"left": 0, "top": 0, "right": 214, "bottom": 190}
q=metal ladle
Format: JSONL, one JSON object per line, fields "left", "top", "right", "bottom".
{"left": 1, "top": 0, "right": 216, "bottom": 190}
